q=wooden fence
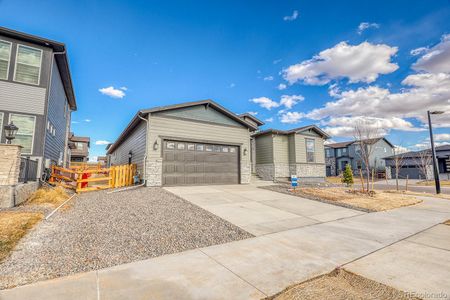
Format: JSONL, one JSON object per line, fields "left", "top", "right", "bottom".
{"left": 50, "top": 164, "right": 137, "bottom": 193}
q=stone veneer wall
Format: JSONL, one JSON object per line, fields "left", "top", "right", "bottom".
{"left": 0, "top": 144, "right": 39, "bottom": 208}
{"left": 256, "top": 163, "right": 326, "bottom": 182}
{"left": 255, "top": 164, "right": 275, "bottom": 181}
{"left": 0, "top": 144, "right": 21, "bottom": 186}
{"left": 325, "top": 157, "right": 336, "bottom": 176}
{"left": 145, "top": 159, "right": 163, "bottom": 187}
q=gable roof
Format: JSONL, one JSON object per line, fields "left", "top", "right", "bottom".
{"left": 107, "top": 99, "right": 257, "bottom": 155}
{"left": 0, "top": 26, "right": 77, "bottom": 110}
{"left": 384, "top": 144, "right": 450, "bottom": 160}
{"left": 252, "top": 125, "right": 330, "bottom": 139}
{"left": 237, "top": 113, "right": 265, "bottom": 126}
{"left": 69, "top": 133, "right": 90, "bottom": 147}
{"left": 141, "top": 99, "right": 257, "bottom": 130}
{"left": 325, "top": 137, "right": 394, "bottom": 149}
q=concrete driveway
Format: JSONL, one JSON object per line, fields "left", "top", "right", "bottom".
{"left": 165, "top": 183, "right": 364, "bottom": 236}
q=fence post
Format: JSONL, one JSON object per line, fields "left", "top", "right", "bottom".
{"left": 24, "top": 156, "right": 30, "bottom": 184}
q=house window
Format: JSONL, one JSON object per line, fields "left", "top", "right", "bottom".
{"left": 166, "top": 141, "right": 175, "bottom": 149}
{"left": 76, "top": 142, "right": 84, "bottom": 149}
{"left": 205, "top": 145, "right": 213, "bottom": 152}
{"left": 196, "top": 144, "right": 204, "bottom": 151}
{"left": 229, "top": 147, "right": 236, "bottom": 153}
{"left": 9, "top": 113, "right": 36, "bottom": 154}
{"left": 306, "top": 138, "right": 315, "bottom": 163}
{"left": 0, "top": 40, "right": 12, "bottom": 80}
{"left": 177, "top": 143, "right": 185, "bottom": 150}
{"left": 187, "top": 144, "right": 195, "bottom": 151}
{"left": 14, "top": 45, "right": 43, "bottom": 85}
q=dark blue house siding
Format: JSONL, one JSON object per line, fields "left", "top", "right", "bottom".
{"left": 43, "top": 61, "right": 69, "bottom": 164}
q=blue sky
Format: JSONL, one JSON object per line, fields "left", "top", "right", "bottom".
{"left": 1, "top": 0, "right": 450, "bottom": 159}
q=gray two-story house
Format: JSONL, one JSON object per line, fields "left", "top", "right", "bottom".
{"left": 0, "top": 27, "right": 76, "bottom": 174}
{"left": 325, "top": 138, "right": 394, "bottom": 176}
{"left": 68, "top": 133, "right": 90, "bottom": 163}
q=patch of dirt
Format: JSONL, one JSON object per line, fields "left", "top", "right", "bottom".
{"left": 262, "top": 185, "right": 422, "bottom": 212}
{"left": 0, "top": 212, "right": 43, "bottom": 262}
{"left": 265, "top": 268, "right": 419, "bottom": 300}
{"left": 444, "top": 220, "right": 450, "bottom": 226}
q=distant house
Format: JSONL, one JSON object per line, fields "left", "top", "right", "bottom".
{"left": 97, "top": 156, "right": 107, "bottom": 165}
{"left": 384, "top": 145, "right": 450, "bottom": 180}
{"left": 252, "top": 126, "right": 330, "bottom": 181}
{"left": 325, "top": 138, "right": 395, "bottom": 176}
{"left": 69, "top": 133, "right": 90, "bottom": 162}
{"left": 0, "top": 27, "right": 76, "bottom": 173}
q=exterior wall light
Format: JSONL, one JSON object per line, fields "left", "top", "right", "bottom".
{"left": 153, "top": 140, "right": 159, "bottom": 150}
{"left": 4, "top": 122, "right": 19, "bottom": 144}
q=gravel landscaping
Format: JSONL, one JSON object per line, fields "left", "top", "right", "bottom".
{"left": 0, "top": 187, "right": 252, "bottom": 289}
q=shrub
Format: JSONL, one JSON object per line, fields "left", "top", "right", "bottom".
{"left": 342, "top": 164, "right": 354, "bottom": 186}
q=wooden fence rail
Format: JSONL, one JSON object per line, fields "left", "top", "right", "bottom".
{"left": 50, "top": 164, "right": 137, "bottom": 193}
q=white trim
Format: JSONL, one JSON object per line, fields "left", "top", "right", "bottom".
{"left": 13, "top": 44, "right": 43, "bottom": 86}
{"left": 8, "top": 113, "right": 36, "bottom": 155}
{"left": 0, "top": 39, "right": 12, "bottom": 80}
{"left": 0, "top": 112, "right": 3, "bottom": 141}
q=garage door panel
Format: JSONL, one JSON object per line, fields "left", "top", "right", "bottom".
{"left": 162, "top": 140, "right": 239, "bottom": 186}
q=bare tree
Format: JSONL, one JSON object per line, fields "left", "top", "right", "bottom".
{"left": 392, "top": 147, "right": 406, "bottom": 191}
{"left": 415, "top": 149, "right": 432, "bottom": 182}
{"left": 353, "top": 120, "right": 382, "bottom": 192}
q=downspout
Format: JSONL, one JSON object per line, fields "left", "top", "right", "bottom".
{"left": 137, "top": 112, "right": 148, "bottom": 185}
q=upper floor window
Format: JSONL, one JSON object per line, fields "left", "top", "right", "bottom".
{"left": 10, "top": 113, "right": 36, "bottom": 155}
{"left": 76, "top": 142, "right": 84, "bottom": 150}
{"left": 14, "top": 45, "right": 42, "bottom": 85}
{"left": 306, "top": 138, "right": 315, "bottom": 163}
{"left": 0, "top": 40, "right": 11, "bottom": 80}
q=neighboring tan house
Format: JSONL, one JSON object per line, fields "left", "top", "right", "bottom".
{"left": 97, "top": 156, "right": 107, "bottom": 165}
{"left": 106, "top": 100, "right": 259, "bottom": 186}
{"left": 325, "top": 138, "right": 394, "bottom": 176}
{"left": 384, "top": 144, "right": 450, "bottom": 180}
{"left": 252, "top": 126, "right": 330, "bottom": 182}
{"left": 69, "top": 133, "right": 90, "bottom": 162}
{"left": 0, "top": 27, "right": 77, "bottom": 174}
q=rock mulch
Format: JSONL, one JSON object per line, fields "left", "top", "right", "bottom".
{"left": 0, "top": 187, "right": 252, "bottom": 289}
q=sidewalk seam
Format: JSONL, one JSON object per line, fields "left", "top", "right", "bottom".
{"left": 403, "top": 239, "right": 450, "bottom": 253}
{"left": 198, "top": 248, "right": 268, "bottom": 297}
{"left": 339, "top": 223, "right": 442, "bottom": 268}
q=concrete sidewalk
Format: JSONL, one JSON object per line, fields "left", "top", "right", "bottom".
{"left": 1, "top": 196, "right": 449, "bottom": 300}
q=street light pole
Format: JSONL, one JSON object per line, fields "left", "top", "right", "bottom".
{"left": 427, "top": 111, "right": 441, "bottom": 194}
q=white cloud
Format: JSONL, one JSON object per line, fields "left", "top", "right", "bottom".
{"left": 277, "top": 83, "right": 287, "bottom": 90}
{"left": 393, "top": 145, "right": 409, "bottom": 153}
{"left": 249, "top": 97, "right": 279, "bottom": 110}
{"left": 99, "top": 86, "right": 126, "bottom": 99}
{"left": 410, "top": 47, "right": 428, "bottom": 56}
{"left": 434, "top": 133, "right": 450, "bottom": 141}
{"left": 95, "top": 140, "right": 111, "bottom": 145}
{"left": 283, "top": 10, "right": 299, "bottom": 21}
{"left": 279, "top": 94, "right": 304, "bottom": 109}
{"left": 324, "top": 139, "right": 337, "bottom": 145}
{"left": 71, "top": 121, "right": 79, "bottom": 124}
{"left": 265, "top": 117, "right": 274, "bottom": 122}
{"left": 248, "top": 111, "right": 258, "bottom": 116}
{"left": 229, "top": 83, "right": 236, "bottom": 88}
{"left": 119, "top": 86, "right": 128, "bottom": 91}
{"left": 84, "top": 119, "right": 91, "bottom": 123}
{"left": 263, "top": 76, "right": 274, "bottom": 81}
{"left": 273, "top": 59, "right": 282, "bottom": 64}
{"left": 412, "top": 34, "right": 450, "bottom": 73}
{"left": 282, "top": 41, "right": 398, "bottom": 85}
{"left": 280, "top": 112, "right": 304, "bottom": 124}
{"left": 357, "top": 22, "right": 380, "bottom": 34}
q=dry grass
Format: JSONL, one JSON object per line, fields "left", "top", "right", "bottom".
{"left": 292, "top": 187, "right": 421, "bottom": 211}
{"left": 266, "top": 268, "right": 418, "bottom": 300}
{"left": 416, "top": 180, "right": 450, "bottom": 186}
{"left": 325, "top": 176, "right": 344, "bottom": 184}
{"left": 387, "top": 190, "right": 450, "bottom": 201}
{"left": 27, "top": 187, "right": 70, "bottom": 208}
{"left": 0, "top": 212, "right": 43, "bottom": 262}
{"left": 444, "top": 220, "right": 450, "bottom": 226}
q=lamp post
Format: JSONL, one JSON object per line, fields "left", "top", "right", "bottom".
{"left": 427, "top": 110, "right": 444, "bottom": 194}
{"left": 3, "top": 122, "right": 19, "bottom": 144}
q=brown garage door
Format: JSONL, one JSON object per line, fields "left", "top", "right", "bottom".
{"left": 162, "top": 140, "right": 239, "bottom": 186}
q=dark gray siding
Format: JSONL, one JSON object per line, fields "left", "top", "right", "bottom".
{"left": 0, "top": 109, "right": 45, "bottom": 156}
{"left": 43, "top": 61, "right": 69, "bottom": 164}
{"left": 109, "top": 121, "right": 147, "bottom": 174}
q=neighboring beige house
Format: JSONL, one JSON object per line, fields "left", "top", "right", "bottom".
{"left": 252, "top": 126, "right": 330, "bottom": 182}
{"left": 106, "top": 100, "right": 259, "bottom": 186}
